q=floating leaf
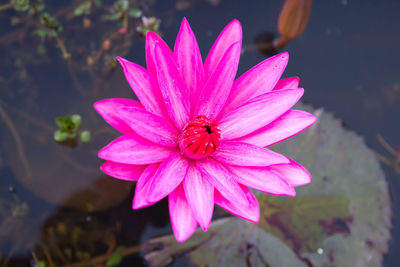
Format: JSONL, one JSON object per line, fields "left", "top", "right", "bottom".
{"left": 128, "top": 8, "right": 142, "bottom": 18}
{"left": 108, "top": 12, "right": 122, "bottom": 21}
{"left": 143, "top": 104, "right": 391, "bottom": 267}
{"left": 71, "top": 114, "right": 82, "bottom": 128}
{"left": 80, "top": 130, "right": 91, "bottom": 143}
{"left": 106, "top": 251, "right": 123, "bottom": 267}
{"left": 35, "top": 28, "right": 47, "bottom": 38}
{"left": 144, "top": 218, "right": 306, "bottom": 267}
{"left": 54, "top": 130, "right": 68, "bottom": 142}
{"left": 73, "top": 1, "right": 92, "bottom": 16}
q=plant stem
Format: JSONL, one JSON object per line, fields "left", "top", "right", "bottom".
{"left": 273, "top": 35, "right": 291, "bottom": 49}
{"left": 55, "top": 36, "right": 71, "bottom": 61}
{"left": 0, "top": 103, "right": 32, "bottom": 180}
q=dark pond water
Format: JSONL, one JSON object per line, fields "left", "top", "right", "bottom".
{"left": 0, "top": 0, "right": 399, "bottom": 266}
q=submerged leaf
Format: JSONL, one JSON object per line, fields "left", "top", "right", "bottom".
{"left": 143, "top": 104, "right": 391, "bottom": 267}
{"left": 144, "top": 218, "right": 306, "bottom": 267}
{"left": 106, "top": 251, "right": 123, "bottom": 266}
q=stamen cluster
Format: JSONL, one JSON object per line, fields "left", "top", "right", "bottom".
{"left": 179, "top": 115, "right": 221, "bottom": 159}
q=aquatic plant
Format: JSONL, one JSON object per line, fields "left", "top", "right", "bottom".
{"left": 94, "top": 18, "right": 316, "bottom": 242}
{"left": 276, "top": 0, "right": 312, "bottom": 48}
{"left": 54, "top": 114, "right": 91, "bottom": 144}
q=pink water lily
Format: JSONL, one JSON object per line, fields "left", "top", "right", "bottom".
{"left": 94, "top": 18, "right": 316, "bottom": 242}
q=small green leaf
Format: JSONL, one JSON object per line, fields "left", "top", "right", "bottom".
{"left": 54, "top": 130, "right": 68, "bottom": 142}
{"left": 48, "top": 29, "right": 57, "bottom": 38}
{"left": 80, "top": 131, "right": 91, "bottom": 143}
{"left": 74, "top": 1, "right": 92, "bottom": 16}
{"left": 35, "top": 28, "right": 47, "bottom": 38}
{"left": 106, "top": 252, "right": 122, "bottom": 266}
{"left": 128, "top": 8, "right": 142, "bottom": 18}
{"left": 114, "top": 0, "right": 128, "bottom": 11}
{"left": 71, "top": 114, "right": 82, "bottom": 127}
{"left": 108, "top": 12, "right": 122, "bottom": 21}
{"left": 56, "top": 117, "right": 64, "bottom": 128}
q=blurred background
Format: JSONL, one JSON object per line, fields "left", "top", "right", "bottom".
{"left": 0, "top": 0, "right": 399, "bottom": 266}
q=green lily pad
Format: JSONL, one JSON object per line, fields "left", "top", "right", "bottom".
{"left": 143, "top": 104, "right": 392, "bottom": 267}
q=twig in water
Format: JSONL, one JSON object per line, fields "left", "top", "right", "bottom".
{"left": 0, "top": 103, "right": 32, "bottom": 180}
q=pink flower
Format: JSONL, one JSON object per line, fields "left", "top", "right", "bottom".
{"left": 94, "top": 18, "right": 316, "bottom": 242}
{"left": 118, "top": 27, "right": 127, "bottom": 34}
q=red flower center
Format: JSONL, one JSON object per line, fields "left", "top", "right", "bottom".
{"left": 179, "top": 115, "right": 221, "bottom": 159}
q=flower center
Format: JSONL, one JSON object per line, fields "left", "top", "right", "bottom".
{"left": 179, "top": 115, "right": 221, "bottom": 159}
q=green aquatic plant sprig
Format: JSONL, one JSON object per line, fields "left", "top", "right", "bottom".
{"left": 54, "top": 114, "right": 91, "bottom": 144}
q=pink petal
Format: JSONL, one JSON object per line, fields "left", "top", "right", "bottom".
{"left": 145, "top": 32, "right": 173, "bottom": 77}
{"left": 268, "top": 159, "right": 312, "bottom": 187}
{"left": 183, "top": 164, "right": 214, "bottom": 231}
{"left": 93, "top": 98, "right": 142, "bottom": 134}
{"left": 174, "top": 18, "right": 204, "bottom": 109}
{"left": 154, "top": 44, "right": 190, "bottom": 130}
{"left": 147, "top": 153, "right": 189, "bottom": 203}
{"left": 237, "top": 110, "right": 317, "bottom": 147}
{"left": 132, "top": 164, "right": 159, "bottom": 209}
{"left": 196, "top": 158, "right": 248, "bottom": 207}
{"left": 204, "top": 19, "right": 242, "bottom": 80}
{"left": 116, "top": 57, "right": 166, "bottom": 117}
{"left": 100, "top": 161, "right": 146, "bottom": 181}
{"left": 220, "top": 52, "right": 289, "bottom": 117}
{"left": 194, "top": 42, "right": 241, "bottom": 120}
{"left": 215, "top": 185, "right": 260, "bottom": 223}
{"left": 169, "top": 184, "right": 198, "bottom": 242}
{"left": 98, "top": 134, "right": 174, "bottom": 165}
{"left": 117, "top": 106, "right": 178, "bottom": 147}
{"left": 212, "top": 141, "right": 289, "bottom": 166}
{"left": 219, "top": 88, "right": 304, "bottom": 140}
{"left": 226, "top": 165, "right": 296, "bottom": 196}
{"left": 273, "top": 77, "right": 299, "bottom": 90}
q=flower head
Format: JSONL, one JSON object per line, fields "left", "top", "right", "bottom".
{"left": 94, "top": 18, "right": 316, "bottom": 242}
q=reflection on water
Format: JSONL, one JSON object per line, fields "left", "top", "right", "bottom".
{"left": 0, "top": 0, "right": 399, "bottom": 266}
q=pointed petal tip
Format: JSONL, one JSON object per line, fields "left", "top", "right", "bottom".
{"left": 280, "top": 187, "right": 296, "bottom": 197}
{"left": 280, "top": 51, "right": 289, "bottom": 58}
{"left": 179, "top": 17, "right": 194, "bottom": 34}
{"left": 248, "top": 211, "right": 260, "bottom": 223}
{"left": 99, "top": 163, "right": 106, "bottom": 174}
{"left": 116, "top": 56, "right": 130, "bottom": 67}
{"left": 97, "top": 146, "right": 107, "bottom": 160}
{"left": 200, "top": 224, "right": 210, "bottom": 232}
{"left": 295, "top": 87, "right": 305, "bottom": 98}
{"left": 172, "top": 220, "right": 198, "bottom": 242}
{"left": 310, "top": 114, "right": 318, "bottom": 124}
{"left": 93, "top": 99, "right": 109, "bottom": 112}
{"left": 132, "top": 194, "right": 155, "bottom": 210}
{"left": 197, "top": 214, "right": 212, "bottom": 231}
{"left": 181, "top": 16, "right": 189, "bottom": 26}
{"left": 146, "top": 30, "right": 161, "bottom": 41}
{"left": 93, "top": 100, "right": 101, "bottom": 111}
{"left": 228, "top": 18, "right": 242, "bottom": 28}
{"left": 132, "top": 198, "right": 146, "bottom": 210}
{"left": 174, "top": 232, "right": 194, "bottom": 243}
